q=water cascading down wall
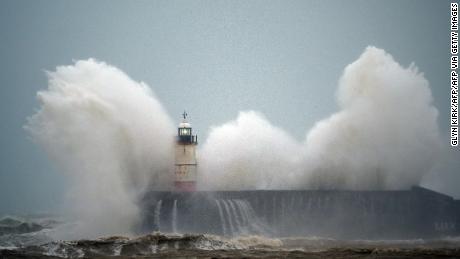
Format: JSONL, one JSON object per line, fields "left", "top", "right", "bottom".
{"left": 141, "top": 187, "right": 460, "bottom": 239}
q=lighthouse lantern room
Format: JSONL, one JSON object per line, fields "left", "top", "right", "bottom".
{"left": 174, "top": 111, "right": 198, "bottom": 192}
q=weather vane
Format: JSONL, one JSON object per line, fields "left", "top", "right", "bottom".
{"left": 182, "top": 110, "right": 188, "bottom": 120}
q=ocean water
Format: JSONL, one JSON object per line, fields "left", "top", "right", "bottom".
{"left": 1, "top": 215, "right": 460, "bottom": 258}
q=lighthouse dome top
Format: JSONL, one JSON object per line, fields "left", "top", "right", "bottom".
{"left": 179, "top": 111, "right": 191, "bottom": 128}
{"left": 179, "top": 121, "right": 191, "bottom": 128}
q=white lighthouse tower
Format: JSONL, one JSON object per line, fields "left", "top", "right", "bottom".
{"left": 174, "top": 111, "right": 198, "bottom": 192}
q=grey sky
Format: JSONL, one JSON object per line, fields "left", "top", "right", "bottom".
{"left": 0, "top": 0, "right": 457, "bottom": 214}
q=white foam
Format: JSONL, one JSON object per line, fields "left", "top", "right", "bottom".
{"left": 199, "top": 47, "right": 441, "bottom": 191}
{"left": 26, "top": 59, "right": 175, "bottom": 238}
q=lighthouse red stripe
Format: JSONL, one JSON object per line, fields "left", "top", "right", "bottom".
{"left": 174, "top": 181, "right": 196, "bottom": 192}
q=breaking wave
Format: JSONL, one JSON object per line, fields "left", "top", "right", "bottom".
{"left": 25, "top": 47, "right": 443, "bottom": 240}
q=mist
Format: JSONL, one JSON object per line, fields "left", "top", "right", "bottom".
{"left": 199, "top": 47, "right": 441, "bottom": 191}
{"left": 299, "top": 47, "right": 441, "bottom": 190}
{"left": 25, "top": 59, "right": 174, "bottom": 238}
{"left": 198, "top": 111, "right": 302, "bottom": 190}
{"left": 25, "top": 47, "right": 442, "bottom": 237}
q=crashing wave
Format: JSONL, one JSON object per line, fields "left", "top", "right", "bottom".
{"left": 0, "top": 216, "right": 69, "bottom": 249}
{"left": 0, "top": 216, "right": 44, "bottom": 235}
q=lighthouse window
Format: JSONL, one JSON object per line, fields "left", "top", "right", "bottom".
{"left": 180, "top": 128, "right": 191, "bottom": 136}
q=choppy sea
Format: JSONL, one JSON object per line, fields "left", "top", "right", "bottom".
{"left": 1, "top": 215, "right": 460, "bottom": 258}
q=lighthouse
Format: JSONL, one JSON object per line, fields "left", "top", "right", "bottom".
{"left": 174, "top": 111, "right": 198, "bottom": 192}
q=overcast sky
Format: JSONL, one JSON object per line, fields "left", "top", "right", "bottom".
{"left": 0, "top": 0, "right": 458, "bottom": 214}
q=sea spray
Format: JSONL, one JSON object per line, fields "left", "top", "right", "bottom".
{"left": 24, "top": 47, "right": 442, "bottom": 239}
{"left": 301, "top": 47, "right": 441, "bottom": 190}
{"left": 199, "top": 47, "right": 441, "bottom": 190}
{"left": 198, "top": 111, "right": 302, "bottom": 190}
{"left": 25, "top": 59, "right": 174, "bottom": 238}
